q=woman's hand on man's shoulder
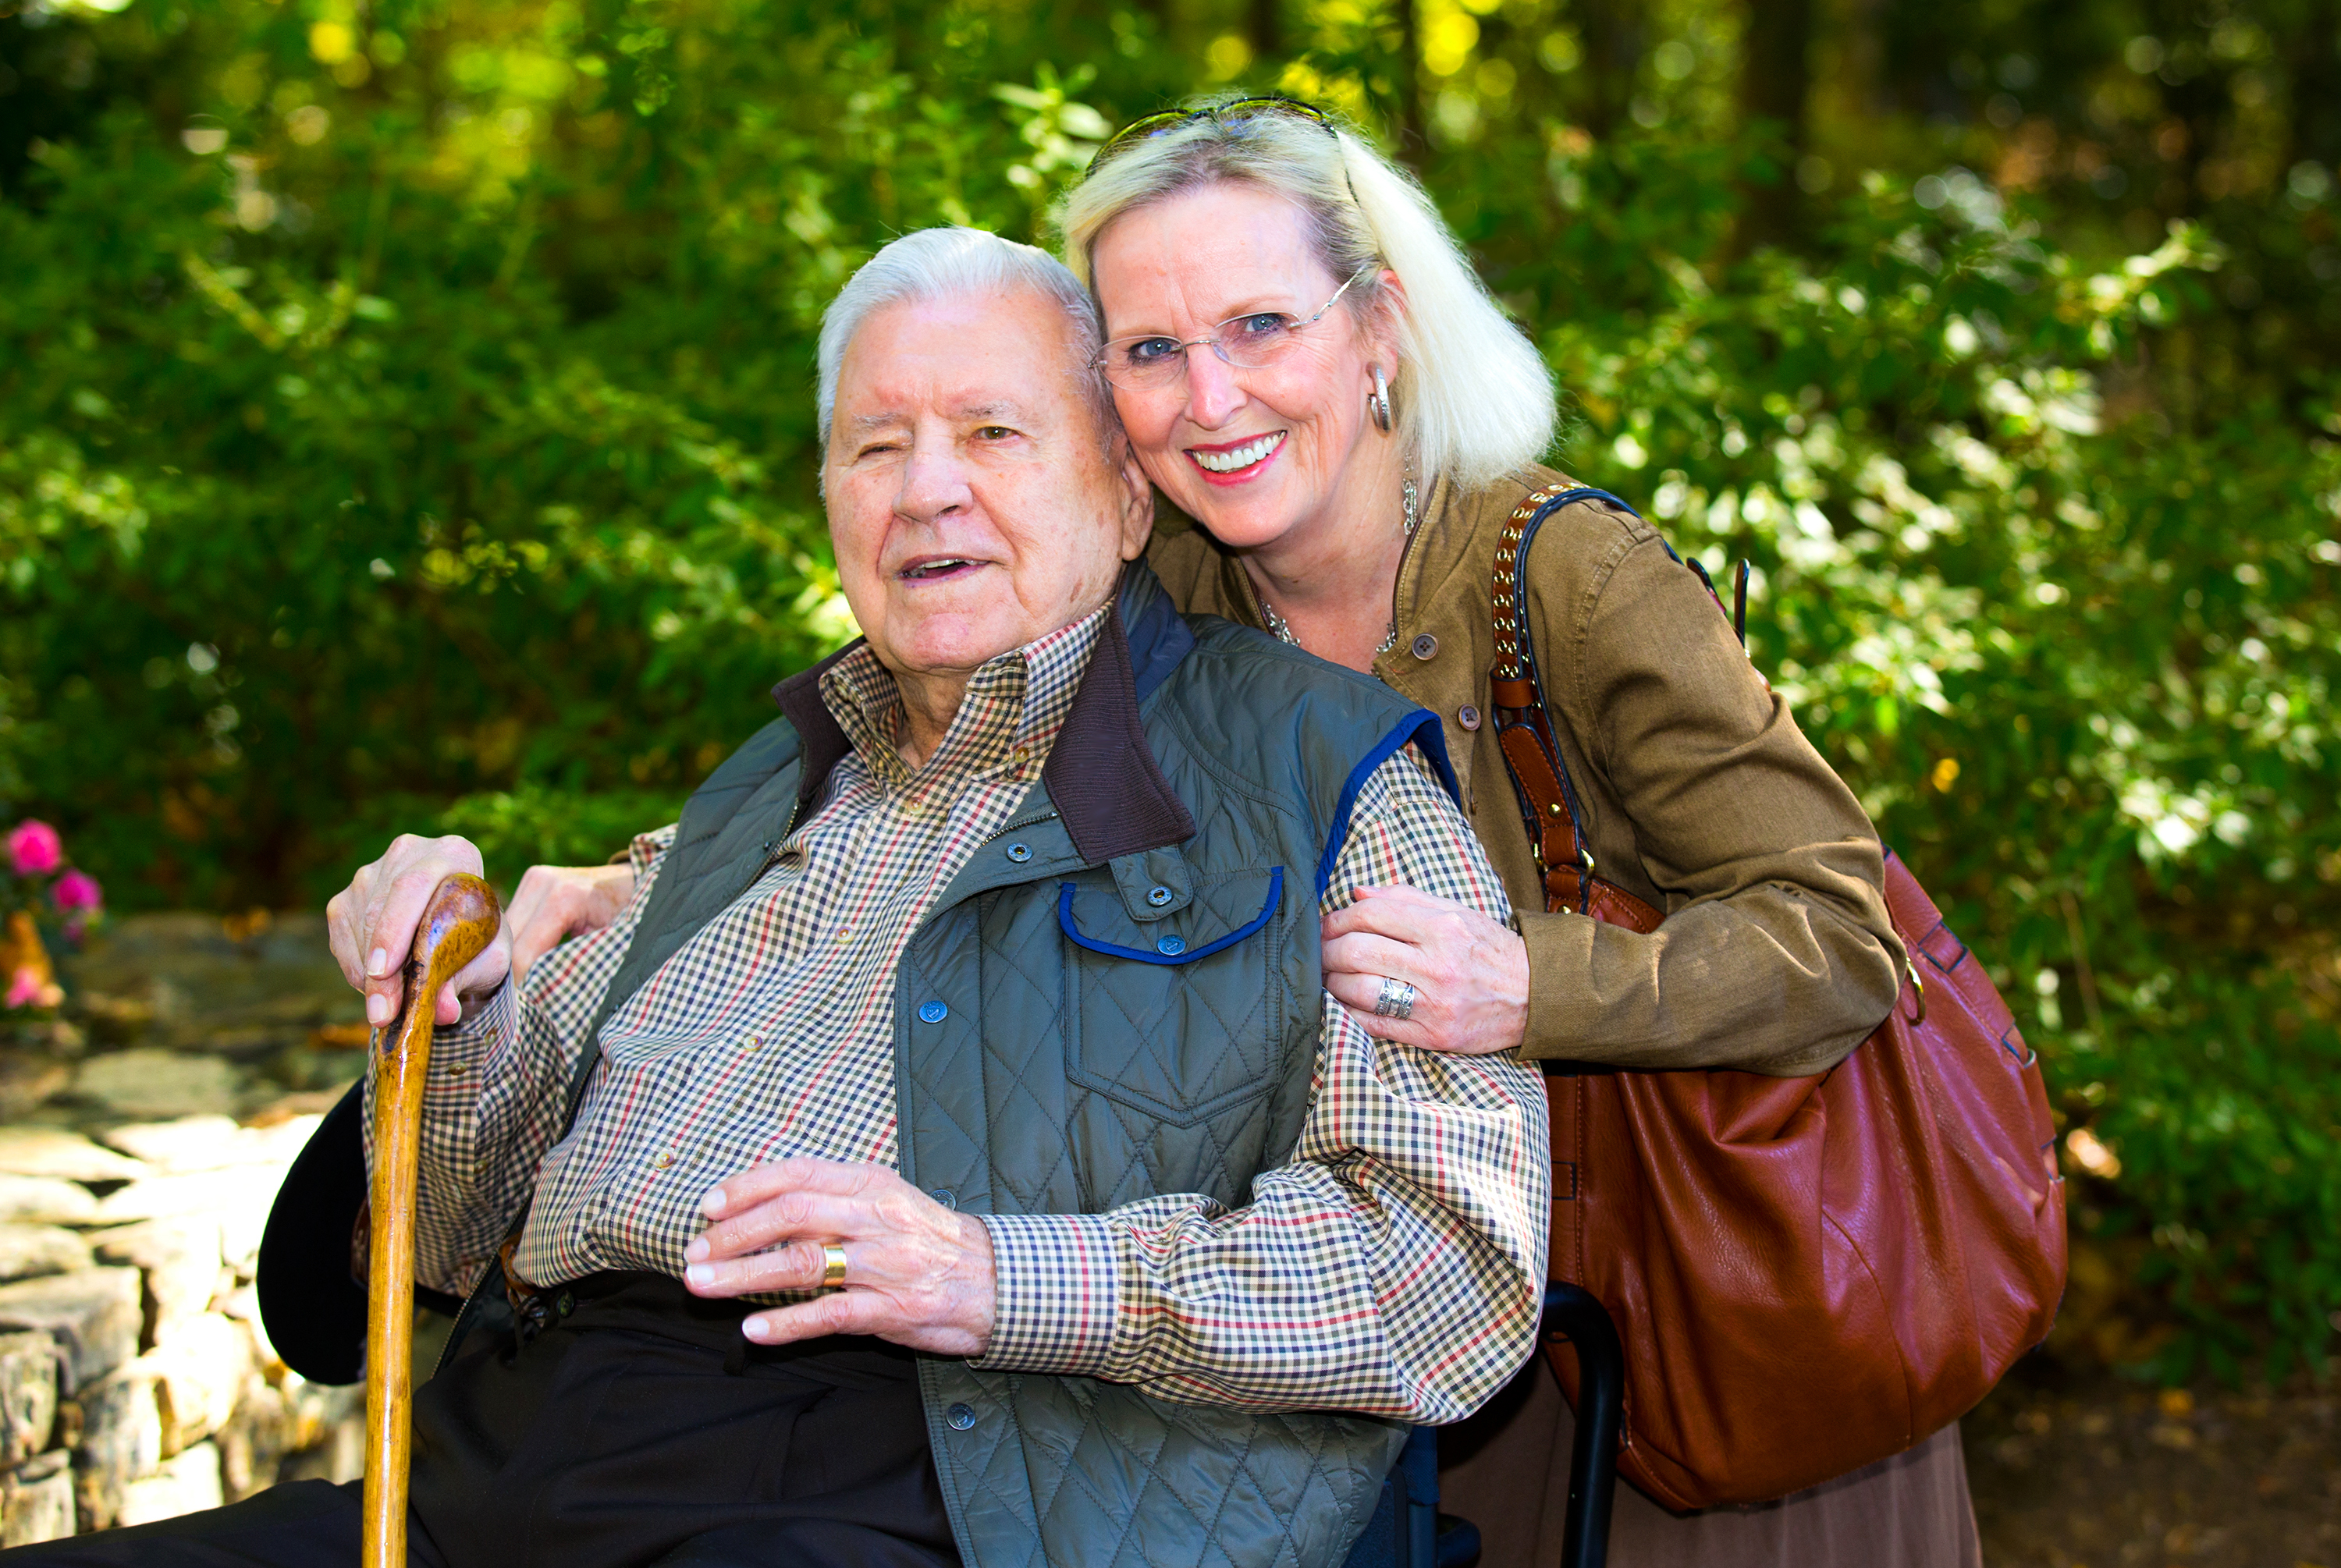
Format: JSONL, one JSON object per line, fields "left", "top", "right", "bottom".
{"left": 507, "top": 861, "right": 638, "bottom": 982}
{"left": 1321, "top": 885, "right": 1531, "bottom": 1056}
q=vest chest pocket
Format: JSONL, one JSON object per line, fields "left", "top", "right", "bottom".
{"left": 1058, "top": 867, "right": 1287, "bottom": 1128}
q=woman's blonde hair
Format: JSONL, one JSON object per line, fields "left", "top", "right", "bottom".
{"left": 1053, "top": 103, "right": 1556, "bottom": 493}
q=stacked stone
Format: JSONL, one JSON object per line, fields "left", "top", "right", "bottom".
{"left": 0, "top": 911, "right": 437, "bottom": 1541}
{"left": 0, "top": 1119, "right": 362, "bottom": 1543}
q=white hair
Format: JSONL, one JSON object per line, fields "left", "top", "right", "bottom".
{"left": 1054, "top": 105, "right": 1557, "bottom": 493}
{"left": 815, "top": 226, "right": 1110, "bottom": 447}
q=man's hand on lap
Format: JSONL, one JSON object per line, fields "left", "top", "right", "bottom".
{"left": 684, "top": 1158, "right": 997, "bottom": 1357}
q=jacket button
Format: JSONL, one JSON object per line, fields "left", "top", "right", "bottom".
{"left": 917, "top": 1000, "right": 949, "bottom": 1023}
{"left": 1006, "top": 843, "right": 1033, "bottom": 863}
{"left": 1458, "top": 704, "right": 1482, "bottom": 730}
{"left": 1411, "top": 633, "right": 1438, "bottom": 660}
{"left": 1156, "top": 935, "right": 1186, "bottom": 956}
{"left": 929, "top": 1188, "right": 957, "bottom": 1209}
{"left": 1146, "top": 885, "right": 1174, "bottom": 907}
{"left": 947, "top": 1403, "right": 977, "bottom": 1431}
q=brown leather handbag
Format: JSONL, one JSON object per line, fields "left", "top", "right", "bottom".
{"left": 1489, "top": 484, "right": 2068, "bottom": 1511}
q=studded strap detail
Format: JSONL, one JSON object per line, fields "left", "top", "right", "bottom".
{"left": 1484, "top": 485, "right": 1662, "bottom": 928}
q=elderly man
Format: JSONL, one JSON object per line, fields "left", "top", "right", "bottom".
{"left": 11, "top": 229, "right": 1547, "bottom": 1568}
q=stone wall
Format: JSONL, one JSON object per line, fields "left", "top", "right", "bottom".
{"left": 0, "top": 912, "right": 375, "bottom": 1544}
{"left": 0, "top": 1119, "right": 367, "bottom": 1542}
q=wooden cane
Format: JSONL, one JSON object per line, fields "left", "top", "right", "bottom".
{"left": 364, "top": 874, "right": 500, "bottom": 1568}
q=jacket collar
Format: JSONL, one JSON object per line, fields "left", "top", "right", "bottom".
{"left": 769, "top": 643, "right": 858, "bottom": 816}
{"left": 767, "top": 560, "right": 1198, "bottom": 864}
{"left": 1043, "top": 561, "right": 1199, "bottom": 863}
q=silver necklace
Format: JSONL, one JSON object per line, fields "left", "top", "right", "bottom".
{"left": 1259, "top": 471, "right": 1419, "bottom": 655}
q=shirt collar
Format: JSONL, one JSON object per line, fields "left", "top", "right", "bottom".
{"left": 818, "top": 605, "right": 1110, "bottom": 789}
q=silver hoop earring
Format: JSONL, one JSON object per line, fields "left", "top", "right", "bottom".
{"left": 1368, "top": 365, "right": 1393, "bottom": 434}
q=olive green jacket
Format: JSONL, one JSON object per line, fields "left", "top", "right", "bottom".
{"left": 1147, "top": 465, "right": 1902, "bottom": 1076}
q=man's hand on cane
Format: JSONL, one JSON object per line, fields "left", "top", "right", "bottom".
{"left": 328, "top": 835, "right": 513, "bottom": 1028}
{"left": 683, "top": 1158, "right": 997, "bottom": 1359}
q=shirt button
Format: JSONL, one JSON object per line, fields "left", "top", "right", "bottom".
{"left": 1411, "top": 633, "right": 1439, "bottom": 661}
{"left": 1156, "top": 935, "right": 1185, "bottom": 956}
{"left": 947, "top": 1403, "right": 977, "bottom": 1431}
{"left": 1006, "top": 843, "right": 1033, "bottom": 864}
{"left": 1458, "top": 704, "right": 1482, "bottom": 730}
{"left": 650, "top": 1151, "right": 674, "bottom": 1169}
{"left": 918, "top": 999, "right": 949, "bottom": 1024}
{"left": 1011, "top": 744, "right": 1032, "bottom": 767}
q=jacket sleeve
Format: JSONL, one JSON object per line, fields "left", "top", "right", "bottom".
{"left": 973, "top": 748, "right": 1549, "bottom": 1421}
{"left": 1517, "top": 524, "right": 1902, "bottom": 1076}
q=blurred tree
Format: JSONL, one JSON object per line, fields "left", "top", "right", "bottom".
{"left": 1393, "top": 0, "right": 1422, "bottom": 152}
{"left": 1734, "top": 0, "right": 1817, "bottom": 252}
{"left": 1246, "top": 0, "right": 1284, "bottom": 69}
{"left": 1572, "top": 0, "right": 1647, "bottom": 142}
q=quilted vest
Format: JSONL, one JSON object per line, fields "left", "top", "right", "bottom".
{"left": 591, "top": 563, "right": 1457, "bottom": 1568}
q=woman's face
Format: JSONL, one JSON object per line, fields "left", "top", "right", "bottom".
{"left": 1091, "top": 181, "right": 1396, "bottom": 555}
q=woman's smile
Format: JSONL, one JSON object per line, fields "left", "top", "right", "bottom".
{"left": 1186, "top": 430, "right": 1288, "bottom": 483}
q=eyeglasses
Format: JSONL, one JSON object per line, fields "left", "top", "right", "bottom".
{"left": 1093, "top": 263, "right": 1377, "bottom": 393}
{"left": 1084, "top": 95, "right": 1338, "bottom": 177}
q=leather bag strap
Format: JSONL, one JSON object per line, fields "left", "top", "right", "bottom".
{"left": 1488, "top": 484, "right": 1751, "bottom": 915}
{"left": 1489, "top": 486, "right": 1626, "bottom": 915}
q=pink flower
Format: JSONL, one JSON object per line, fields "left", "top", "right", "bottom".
{"left": 4, "top": 967, "right": 54, "bottom": 1009}
{"left": 52, "top": 869, "right": 102, "bottom": 913}
{"left": 5, "top": 821, "right": 62, "bottom": 877}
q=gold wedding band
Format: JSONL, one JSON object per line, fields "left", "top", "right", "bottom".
{"left": 819, "top": 1243, "right": 848, "bottom": 1289}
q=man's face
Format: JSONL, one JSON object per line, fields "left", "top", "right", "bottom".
{"left": 825, "top": 288, "right": 1152, "bottom": 685}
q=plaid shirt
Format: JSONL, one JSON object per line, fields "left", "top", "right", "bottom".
{"left": 399, "top": 608, "right": 1548, "bottom": 1423}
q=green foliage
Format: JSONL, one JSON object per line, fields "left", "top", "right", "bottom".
{"left": 2, "top": 0, "right": 2337, "bottom": 1380}
{"left": 417, "top": 782, "right": 685, "bottom": 892}
{"left": 1545, "top": 181, "right": 2341, "bottom": 1384}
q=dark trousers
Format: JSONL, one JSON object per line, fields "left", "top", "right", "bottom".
{"left": 2, "top": 1274, "right": 959, "bottom": 1568}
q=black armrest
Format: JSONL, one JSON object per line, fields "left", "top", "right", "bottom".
{"left": 1540, "top": 1282, "right": 1622, "bottom": 1568}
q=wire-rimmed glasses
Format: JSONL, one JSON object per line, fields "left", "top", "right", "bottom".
{"left": 1093, "top": 263, "right": 1377, "bottom": 393}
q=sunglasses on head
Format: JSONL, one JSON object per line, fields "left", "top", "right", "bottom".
{"left": 1085, "top": 95, "right": 1340, "bottom": 177}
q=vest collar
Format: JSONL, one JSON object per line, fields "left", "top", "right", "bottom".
{"left": 769, "top": 642, "right": 858, "bottom": 817}
{"left": 767, "top": 560, "right": 1198, "bottom": 864}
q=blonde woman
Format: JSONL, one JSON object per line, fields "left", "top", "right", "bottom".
{"left": 508, "top": 98, "right": 1981, "bottom": 1566}
{"left": 1055, "top": 97, "right": 1981, "bottom": 1567}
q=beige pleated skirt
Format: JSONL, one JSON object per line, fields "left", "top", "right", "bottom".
{"left": 1438, "top": 1354, "right": 1984, "bottom": 1567}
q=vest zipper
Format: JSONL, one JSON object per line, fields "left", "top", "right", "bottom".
{"left": 755, "top": 795, "right": 808, "bottom": 877}
{"left": 979, "top": 808, "right": 1060, "bottom": 848}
